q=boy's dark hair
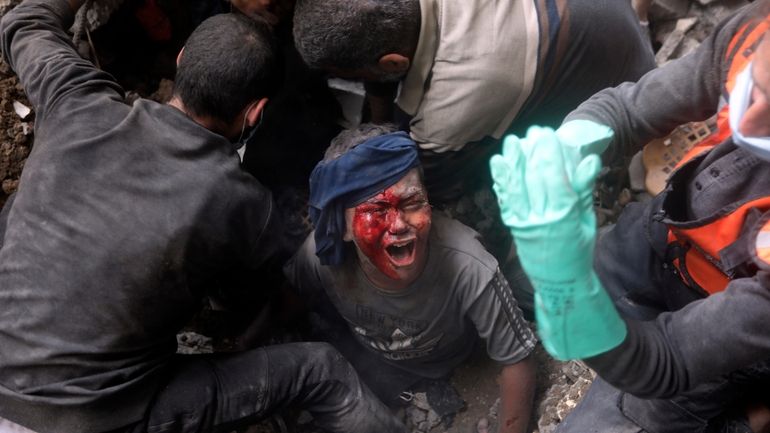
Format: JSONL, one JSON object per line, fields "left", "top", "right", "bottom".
{"left": 323, "top": 123, "right": 399, "bottom": 161}
{"left": 293, "top": 0, "right": 420, "bottom": 71}
{"left": 173, "top": 13, "right": 279, "bottom": 123}
{"left": 323, "top": 123, "right": 426, "bottom": 181}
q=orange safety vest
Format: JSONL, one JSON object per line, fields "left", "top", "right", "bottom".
{"left": 666, "top": 18, "right": 770, "bottom": 295}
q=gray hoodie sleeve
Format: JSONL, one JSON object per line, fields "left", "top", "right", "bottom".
{"left": 587, "top": 272, "right": 770, "bottom": 399}
{"left": 563, "top": 3, "right": 762, "bottom": 166}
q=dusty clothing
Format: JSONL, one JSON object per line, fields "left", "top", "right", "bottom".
{"left": 285, "top": 213, "right": 536, "bottom": 382}
{"left": 398, "top": 0, "right": 540, "bottom": 152}
{"left": 555, "top": 3, "right": 770, "bottom": 432}
{"left": 117, "top": 342, "right": 406, "bottom": 433}
{"left": 407, "top": 0, "right": 655, "bottom": 209}
{"left": 0, "top": 2, "right": 364, "bottom": 433}
{"left": 400, "top": 0, "right": 654, "bottom": 155}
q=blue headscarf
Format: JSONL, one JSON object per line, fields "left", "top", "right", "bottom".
{"left": 309, "top": 131, "right": 420, "bottom": 265}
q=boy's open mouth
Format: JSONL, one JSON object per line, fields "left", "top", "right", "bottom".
{"left": 385, "top": 239, "right": 416, "bottom": 266}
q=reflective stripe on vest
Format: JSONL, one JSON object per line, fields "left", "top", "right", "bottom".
{"left": 667, "top": 18, "right": 770, "bottom": 295}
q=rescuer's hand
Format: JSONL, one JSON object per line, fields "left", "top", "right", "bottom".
{"left": 489, "top": 125, "right": 626, "bottom": 360}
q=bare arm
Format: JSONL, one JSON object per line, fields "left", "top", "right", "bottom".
{"left": 498, "top": 356, "right": 536, "bottom": 433}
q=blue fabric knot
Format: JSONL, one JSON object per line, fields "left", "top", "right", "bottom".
{"left": 308, "top": 131, "right": 420, "bottom": 265}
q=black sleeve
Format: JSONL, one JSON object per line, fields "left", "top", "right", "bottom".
{"left": 0, "top": 0, "right": 124, "bottom": 119}
{"left": 586, "top": 272, "right": 770, "bottom": 399}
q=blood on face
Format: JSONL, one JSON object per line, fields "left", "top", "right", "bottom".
{"left": 346, "top": 169, "right": 432, "bottom": 289}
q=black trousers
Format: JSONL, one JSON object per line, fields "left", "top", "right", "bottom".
{"left": 120, "top": 342, "right": 405, "bottom": 433}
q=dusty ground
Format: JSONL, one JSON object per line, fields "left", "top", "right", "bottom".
{"left": 0, "top": 59, "right": 32, "bottom": 210}
{"left": 0, "top": 0, "right": 751, "bottom": 432}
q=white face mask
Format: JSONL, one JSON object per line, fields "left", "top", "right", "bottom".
{"left": 728, "top": 61, "right": 770, "bottom": 161}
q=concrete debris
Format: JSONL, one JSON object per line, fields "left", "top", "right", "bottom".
{"left": 176, "top": 331, "right": 214, "bottom": 354}
{"left": 411, "top": 392, "right": 433, "bottom": 412}
{"left": 535, "top": 361, "right": 595, "bottom": 433}
{"left": 655, "top": 17, "right": 698, "bottom": 65}
{"left": 699, "top": 2, "right": 750, "bottom": 28}
{"left": 476, "top": 417, "right": 491, "bottom": 433}
{"left": 11, "top": 100, "right": 30, "bottom": 120}
{"left": 404, "top": 398, "right": 442, "bottom": 433}
{"left": 649, "top": 0, "right": 690, "bottom": 20}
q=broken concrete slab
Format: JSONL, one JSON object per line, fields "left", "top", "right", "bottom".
{"left": 655, "top": 17, "right": 698, "bottom": 65}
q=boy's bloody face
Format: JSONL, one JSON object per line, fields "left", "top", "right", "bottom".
{"left": 344, "top": 169, "right": 432, "bottom": 290}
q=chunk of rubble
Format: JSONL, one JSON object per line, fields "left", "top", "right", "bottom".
{"left": 12, "top": 100, "right": 30, "bottom": 120}
{"left": 655, "top": 17, "right": 699, "bottom": 65}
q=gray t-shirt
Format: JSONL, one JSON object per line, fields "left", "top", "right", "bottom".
{"left": 285, "top": 213, "right": 536, "bottom": 378}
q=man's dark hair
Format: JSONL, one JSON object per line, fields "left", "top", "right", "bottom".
{"left": 323, "top": 123, "right": 399, "bottom": 162}
{"left": 293, "top": 0, "right": 420, "bottom": 70}
{"left": 173, "top": 13, "right": 278, "bottom": 123}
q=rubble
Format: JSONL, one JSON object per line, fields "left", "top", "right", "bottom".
{"left": 11, "top": 100, "right": 29, "bottom": 119}
{"left": 655, "top": 17, "right": 699, "bottom": 65}
{"left": 650, "top": 0, "right": 690, "bottom": 20}
{"left": 650, "top": 0, "right": 751, "bottom": 64}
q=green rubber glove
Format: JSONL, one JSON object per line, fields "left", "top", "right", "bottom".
{"left": 489, "top": 125, "right": 626, "bottom": 361}
{"left": 555, "top": 119, "right": 613, "bottom": 159}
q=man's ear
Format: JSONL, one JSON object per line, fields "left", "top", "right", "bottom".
{"left": 176, "top": 47, "right": 185, "bottom": 66}
{"left": 377, "top": 53, "right": 410, "bottom": 74}
{"left": 246, "top": 97, "right": 269, "bottom": 127}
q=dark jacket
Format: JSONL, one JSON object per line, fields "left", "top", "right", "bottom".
{"left": 565, "top": 1, "right": 770, "bottom": 399}
{"left": 0, "top": 1, "right": 287, "bottom": 431}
